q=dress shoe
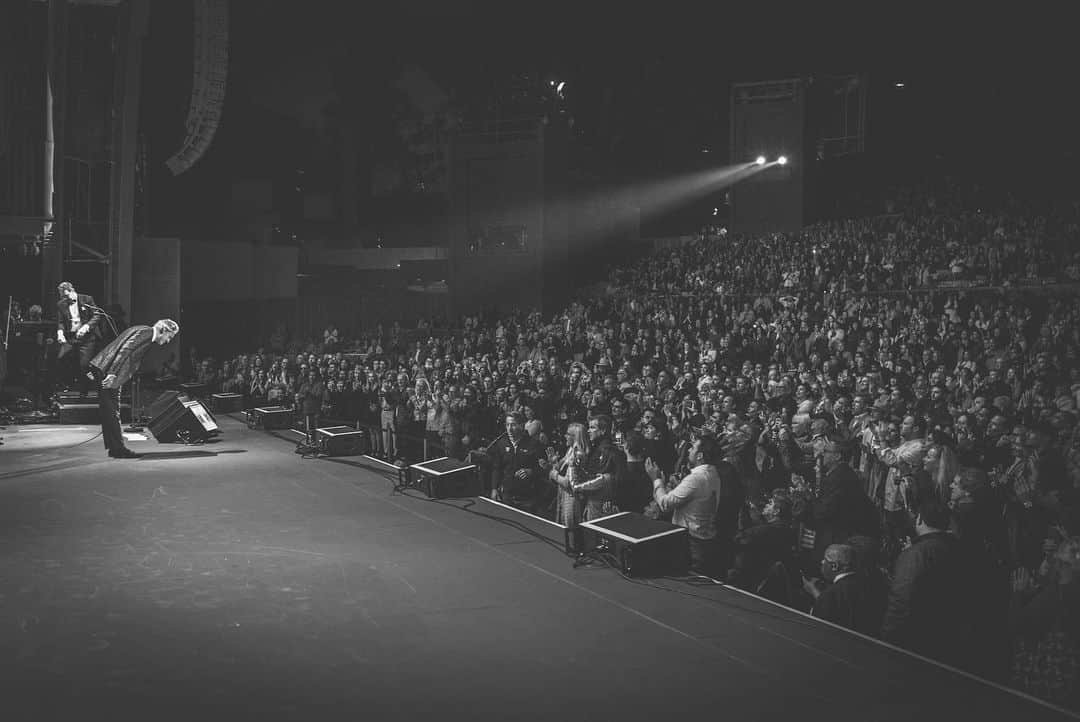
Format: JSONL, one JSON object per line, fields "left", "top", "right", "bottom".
{"left": 108, "top": 448, "right": 141, "bottom": 459}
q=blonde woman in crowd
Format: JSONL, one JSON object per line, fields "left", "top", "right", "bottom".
{"left": 549, "top": 422, "right": 589, "bottom": 529}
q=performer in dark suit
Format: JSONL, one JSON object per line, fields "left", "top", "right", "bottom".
{"left": 55, "top": 281, "right": 106, "bottom": 396}
{"left": 89, "top": 319, "right": 179, "bottom": 458}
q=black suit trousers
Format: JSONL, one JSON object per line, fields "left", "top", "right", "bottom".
{"left": 58, "top": 337, "right": 100, "bottom": 392}
{"left": 94, "top": 371, "right": 124, "bottom": 451}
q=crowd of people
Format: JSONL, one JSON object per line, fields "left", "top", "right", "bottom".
{"left": 183, "top": 189, "right": 1080, "bottom": 710}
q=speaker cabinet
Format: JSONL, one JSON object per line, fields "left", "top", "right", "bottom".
{"left": 147, "top": 390, "right": 187, "bottom": 420}
{"left": 408, "top": 457, "right": 481, "bottom": 499}
{"left": 147, "top": 395, "right": 221, "bottom": 443}
{"left": 315, "top": 426, "right": 367, "bottom": 456}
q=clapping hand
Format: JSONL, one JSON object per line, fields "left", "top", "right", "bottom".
{"left": 644, "top": 457, "right": 661, "bottom": 481}
{"left": 1011, "top": 567, "right": 1034, "bottom": 594}
{"left": 801, "top": 574, "right": 823, "bottom": 598}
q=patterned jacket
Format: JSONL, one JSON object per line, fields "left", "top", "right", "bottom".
{"left": 90, "top": 325, "right": 154, "bottom": 389}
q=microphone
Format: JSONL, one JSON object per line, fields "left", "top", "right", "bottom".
{"left": 485, "top": 431, "right": 507, "bottom": 451}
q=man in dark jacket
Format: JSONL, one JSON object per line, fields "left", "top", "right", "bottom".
{"left": 618, "top": 430, "right": 654, "bottom": 514}
{"left": 295, "top": 369, "right": 330, "bottom": 449}
{"left": 805, "top": 437, "right": 881, "bottom": 565}
{"left": 56, "top": 281, "right": 106, "bottom": 396}
{"left": 804, "top": 543, "right": 887, "bottom": 637}
{"left": 90, "top": 319, "right": 179, "bottom": 458}
{"left": 490, "top": 411, "right": 548, "bottom": 514}
{"left": 731, "top": 492, "right": 798, "bottom": 596}
{"left": 880, "top": 497, "right": 988, "bottom": 673}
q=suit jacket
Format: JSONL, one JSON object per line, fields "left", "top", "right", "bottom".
{"left": 490, "top": 433, "right": 547, "bottom": 499}
{"left": 90, "top": 325, "right": 155, "bottom": 389}
{"left": 733, "top": 520, "right": 797, "bottom": 590}
{"left": 813, "top": 572, "right": 887, "bottom": 637}
{"left": 808, "top": 462, "right": 881, "bottom": 556}
{"left": 880, "top": 531, "right": 982, "bottom": 668}
{"left": 57, "top": 294, "right": 104, "bottom": 339}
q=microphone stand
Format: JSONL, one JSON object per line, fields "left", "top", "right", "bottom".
{"left": 3, "top": 294, "right": 11, "bottom": 352}
{"left": 484, "top": 430, "right": 507, "bottom": 451}
{"left": 0, "top": 296, "right": 10, "bottom": 425}
{"left": 124, "top": 372, "right": 145, "bottom": 433}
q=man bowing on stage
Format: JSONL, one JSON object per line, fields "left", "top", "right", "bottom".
{"left": 89, "top": 319, "right": 179, "bottom": 458}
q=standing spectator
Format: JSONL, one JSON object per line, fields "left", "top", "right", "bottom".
{"left": 577, "top": 414, "right": 623, "bottom": 521}
{"left": 805, "top": 438, "right": 880, "bottom": 566}
{"left": 646, "top": 435, "right": 724, "bottom": 578}
{"left": 195, "top": 358, "right": 220, "bottom": 392}
{"left": 489, "top": 411, "right": 547, "bottom": 512}
{"left": 221, "top": 370, "right": 246, "bottom": 396}
{"left": 323, "top": 324, "right": 340, "bottom": 353}
{"left": 265, "top": 371, "right": 288, "bottom": 406}
{"left": 618, "top": 430, "right": 655, "bottom": 514}
{"left": 548, "top": 422, "right": 588, "bottom": 533}
{"left": 881, "top": 498, "right": 990, "bottom": 674}
{"left": 248, "top": 369, "right": 269, "bottom": 403}
{"left": 378, "top": 379, "right": 402, "bottom": 460}
{"left": 295, "top": 369, "right": 329, "bottom": 448}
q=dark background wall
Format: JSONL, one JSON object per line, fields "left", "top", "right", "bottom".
{"left": 730, "top": 87, "right": 806, "bottom": 234}
{"left": 448, "top": 133, "right": 546, "bottom": 317}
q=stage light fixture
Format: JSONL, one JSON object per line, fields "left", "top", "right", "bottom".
{"left": 755, "top": 156, "right": 766, "bottom": 165}
{"left": 777, "top": 155, "right": 788, "bottom": 166}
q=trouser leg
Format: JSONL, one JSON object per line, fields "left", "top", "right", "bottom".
{"left": 99, "top": 385, "right": 124, "bottom": 452}
{"left": 77, "top": 341, "right": 98, "bottom": 395}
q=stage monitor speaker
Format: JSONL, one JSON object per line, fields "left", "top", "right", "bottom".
{"left": 315, "top": 426, "right": 367, "bottom": 456}
{"left": 408, "top": 457, "right": 481, "bottom": 499}
{"left": 578, "top": 512, "right": 689, "bottom": 578}
{"left": 146, "top": 390, "right": 189, "bottom": 420}
{"left": 147, "top": 395, "right": 221, "bottom": 443}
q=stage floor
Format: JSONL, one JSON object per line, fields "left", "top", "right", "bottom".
{"left": 0, "top": 416, "right": 1075, "bottom": 721}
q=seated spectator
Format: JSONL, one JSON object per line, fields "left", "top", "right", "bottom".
{"left": 731, "top": 491, "right": 798, "bottom": 598}
{"left": 802, "top": 543, "right": 887, "bottom": 637}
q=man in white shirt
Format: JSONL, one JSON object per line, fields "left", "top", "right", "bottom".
{"left": 646, "top": 435, "right": 723, "bottom": 578}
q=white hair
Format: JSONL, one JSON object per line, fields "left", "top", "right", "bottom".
{"left": 154, "top": 319, "right": 180, "bottom": 335}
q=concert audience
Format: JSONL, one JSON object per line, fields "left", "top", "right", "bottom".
{"left": 176, "top": 187, "right": 1080, "bottom": 709}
